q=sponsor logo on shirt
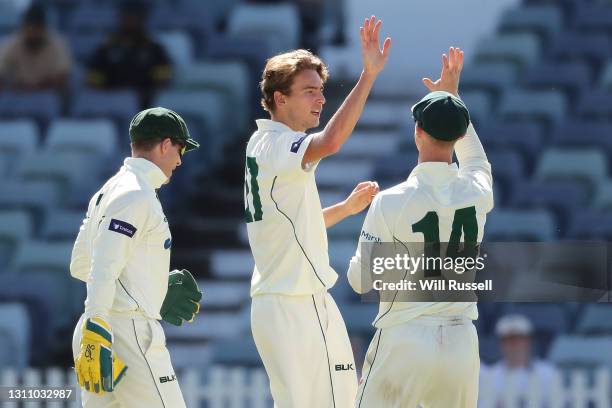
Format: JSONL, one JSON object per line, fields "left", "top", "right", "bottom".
{"left": 335, "top": 363, "right": 355, "bottom": 371}
{"left": 108, "top": 219, "right": 137, "bottom": 238}
{"left": 164, "top": 238, "right": 172, "bottom": 249}
{"left": 360, "top": 230, "right": 381, "bottom": 243}
{"left": 290, "top": 136, "right": 307, "bottom": 153}
{"left": 159, "top": 374, "right": 177, "bottom": 384}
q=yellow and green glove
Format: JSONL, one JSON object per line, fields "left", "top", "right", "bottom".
{"left": 74, "top": 317, "right": 127, "bottom": 394}
{"left": 161, "top": 269, "right": 202, "bottom": 326}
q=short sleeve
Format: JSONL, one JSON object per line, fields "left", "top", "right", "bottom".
{"left": 270, "top": 132, "right": 317, "bottom": 174}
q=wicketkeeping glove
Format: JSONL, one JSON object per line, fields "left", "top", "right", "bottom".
{"left": 161, "top": 269, "right": 202, "bottom": 326}
{"left": 74, "top": 317, "right": 127, "bottom": 394}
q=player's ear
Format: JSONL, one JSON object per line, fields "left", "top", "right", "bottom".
{"left": 274, "top": 91, "right": 286, "bottom": 107}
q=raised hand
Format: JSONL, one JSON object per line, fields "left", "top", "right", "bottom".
{"left": 360, "top": 16, "right": 392, "bottom": 77}
{"left": 422, "top": 47, "right": 464, "bottom": 96}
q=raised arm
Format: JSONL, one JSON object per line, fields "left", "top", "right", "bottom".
{"left": 422, "top": 47, "right": 488, "bottom": 167}
{"left": 302, "top": 16, "right": 391, "bottom": 167}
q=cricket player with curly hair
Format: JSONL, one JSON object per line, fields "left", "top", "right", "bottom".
{"left": 70, "top": 107, "right": 203, "bottom": 407}
{"left": 245, "top": 15, "right": 392, "bottom": 408}
{"left": 348, "top": 47, "right": 493, "bottom": 407}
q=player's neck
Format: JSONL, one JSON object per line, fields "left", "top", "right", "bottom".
{"left": 270, "top": 113, "right": 306, "bottom": 132}
{"left": 417, "top": 150, "right": 453, "bottom": 165}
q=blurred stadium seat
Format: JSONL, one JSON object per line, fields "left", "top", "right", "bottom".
{"left": 499, "top": 90, "right": 567, "bottom": 125}
{"left": 535, "top": 148, "right": 608, "bottom": 190}
{"left": 0, "top": 303, "right": 31, "bottom": 371}
{"left": 474, "top": 33, "right": 541, "bottom": 68}
{"left": 576, "top": 304, "right": 612, "bottom": 335}
{"left": 46, "top": 119, "right": 117, "bottom": 155}
{"left": 549, "top": 336, "right": 612, "bottom": 370}
{"left": 227, "top": 3, "right": 300, "bottom": 54}
{"left": 498, "top": 5, "right": 563, "bottom": 43}
{"left": 485, "top": 209, "right": 556, "bottom": 241}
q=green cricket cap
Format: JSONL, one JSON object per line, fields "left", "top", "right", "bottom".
{"left": 129, "top": 107, "right": 199, "bottom": 152}
{"left": 411, "top": 91, "right": 470, "bottom": 142}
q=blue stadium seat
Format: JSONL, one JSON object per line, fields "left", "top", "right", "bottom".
{"left": 485, "top": 209, "right": 557, "bottom": 241}
{"left": 210, "top": 337, "right": 261, "bottom": 367}
{"left": 460, "top": 90, "right": 493, "bottom": 125}
{"left": 149, "top": 3, "right": 212, "bottom": 57}
{"left": 0, "top": 2, "right": 21, "bottom": 34}
{"left": 11, "top": 240, "right": 72, "bottom": 274}
{"left": 575, "top": 6, "right": 612, "bottom": 34}
{"left": 373, "top": 151, "right": 418, "bottom": 187}
{"left": 461, "top": 62, "right": 519, "bottom": 96}
{"left": 209, "top": 250, "right": 253, "bottom": 280}
{"left": 479, "top": 121, "right": 544, "bottom": 159}
{"left": 474, "top": 33, "right": 541, "bottom": 68}
{"left": 175, "top": 61, "right": 250, "bottom": 130}
{"left": 154, "top": 89, "right": 227, "bottom": 157}
{"left": 163, "top": 310, "right": 248, "bottom": 341}
{"left": 499, "top": 90, "right": 567, "bottom": 126}
{"left": 70, "top": 90, "right": 138, "bottom": 131}
{"left": 550, "top": 32, "right": 612, "bottom": 68}
{"left": 576, "top": 91, "right": 612, "bottom": 120}
{"left": 535, "top": 148, "right": 608, "bottom": 190}
{"left": 341, "top": 130, "right": 402, "bottom": 159}
{"left": 15, "top": 151, "right": 102, "bottom": 195}
{"left": 69, "top": 32, "right": 105, "bottom": 62}
{"left": 0, "top": 119, "right": 38, "bottom": 155}
{"left": 197, "top": 281, "right": 249, "bottom": 311}
{"left": 486, "top": 149, "right": 528, "bottom": 200}
{"left": 0, "top": 91, "right": 61, "bottom": 123}
{"left": 317, "top": 159, "right": 375, "bottom": 189}
{"left": 0, "top": 303, "right": 31, "bottom": 371}
{"left": 567, "top": 211, "right": 612, "bottom": 239}
{"left": 40, "top": 209, "right": 83, "bottom": 241}
{"left": 594, "top": 180, "right": 612, "bottom": 210}
{"left": 0, "top": 210, "right": 32, "bottom": 270}
{"left": 228, "top": 3, "right": 300, "bottom": 55}
{"left": 204, "top": 34, "right": 271, "bottom": 77}
{"left": 510, "top": 180, "right": 589, "bottom": 234}
{"left": 576, "top": 304, "right": 612, "bottom": 335}
{"left": 67, "top": 4, "right": 116, "bottom": 34}
{"left": 0, "top": 180, "right": 63, "bottom": 215}
{"left": 155, "top": 31, "right": 194, "bottom": 69}
{"left": 46, "top": 119, "right": 117, "bottom": 156}
{"left": 498, "top": 5, "right": 563, "bottom": 43}
{"left": 549, "top": 335, "right": 612, "bottom": 369}
{"left": 551, "top": 120, "right": 612, "bottom": 154}
{"left": 327, "top": 212, "right": 365, "bottom": 240}
{"left": 522, "top": 62, "right": 591, "bottom": 99}
{"left": 599, "top": 60, "right": 612, "bottom": 90}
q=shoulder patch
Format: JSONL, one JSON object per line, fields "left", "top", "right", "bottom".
{"left": 109, "top": 219, "right": 137, "bottom": 238}
{"left": 290, "top": 136, "right": 308, "bottom": 153}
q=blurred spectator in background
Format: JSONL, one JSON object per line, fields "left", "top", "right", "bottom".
{"left": 86, "top": 0, "right": 171, "bottom": 107}
{"left": 482, "top": 314, "right": 558, "bottom": 405}
{"left": 0, "top": 4, "right": 72, "bottom": 91}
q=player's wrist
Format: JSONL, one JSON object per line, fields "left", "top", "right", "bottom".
{"left": 360, "top": 69, "right": 378, "bottom": 83}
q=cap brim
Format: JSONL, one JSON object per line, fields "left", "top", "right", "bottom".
{"left": 184, "top": 138, "right": 199, "bottom": 152}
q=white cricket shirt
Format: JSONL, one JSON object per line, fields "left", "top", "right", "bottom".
{"left": 70, "top": 158, "right": 172, "bottom": 321}
{"left": 347, "top": 124, "right": 494, "bottom": 328}
{"left": 245, "top": 119, "right": 337, "bottom": 296}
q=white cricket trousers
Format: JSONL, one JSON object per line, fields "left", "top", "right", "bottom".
{"left": 356, "top": 316, "right": 479, "bottom": 408}
{"left": 251, "top": 291, "right": 358, "bottom": 408}
{"left": 72, "top": 313, "right": 186, "bottom": 408}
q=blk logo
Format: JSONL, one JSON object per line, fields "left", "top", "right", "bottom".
{"left": 335, "top": 364, "right": 355, "bottom": 371}
{"left": 159, "top": 375, "right": 177, "bottom": 384}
